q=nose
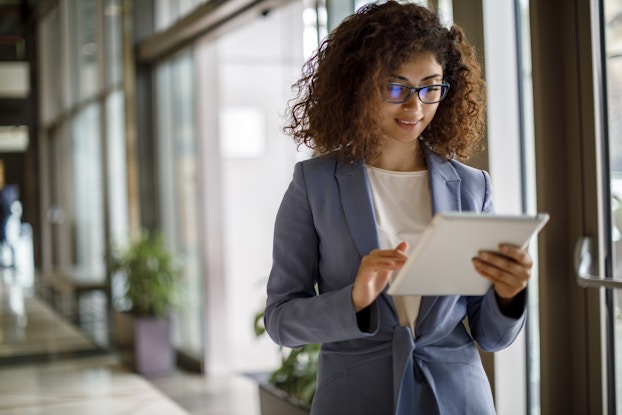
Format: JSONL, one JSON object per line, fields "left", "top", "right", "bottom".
{"left": 402, "top": 93, "right": 423, "bottom": 111}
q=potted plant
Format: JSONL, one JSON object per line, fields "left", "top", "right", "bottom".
{"left": 253, "top": 310, "right": 319, "bottom": 414}
{"left": 109, "top": 230, "right": 183, "bottom": 376}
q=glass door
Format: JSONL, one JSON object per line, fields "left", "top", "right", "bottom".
{"left": 603, "top": 0, "right": 622, "bottom": 411}
{"left": 576, "top": 0, "right": 622, "bottom": 413}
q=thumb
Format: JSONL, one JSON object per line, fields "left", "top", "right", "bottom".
{"left": 395, "top": 241, "right": 409, "bottom": 254}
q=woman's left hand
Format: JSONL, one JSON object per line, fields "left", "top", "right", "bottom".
{"left": 472, "top": 244, "right": 533, "bottom": 303}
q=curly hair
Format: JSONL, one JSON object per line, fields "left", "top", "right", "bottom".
{"left": 284, "top": 0, "right": 486, "bottom": 162}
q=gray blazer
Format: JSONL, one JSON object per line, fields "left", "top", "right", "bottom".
{"left": 265, "top": 149, "right": 526, "bottom": 415}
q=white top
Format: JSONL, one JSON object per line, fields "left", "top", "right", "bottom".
{"left": 366, "top": 165, "right": 433, "bottom": 338}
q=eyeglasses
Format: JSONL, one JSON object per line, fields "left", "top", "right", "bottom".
{"left": 382, "top": 82, "right": 450, "bottom": 104}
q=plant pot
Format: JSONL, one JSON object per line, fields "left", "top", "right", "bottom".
{"left": 258, "top": 381, "right": 311, "bottom": 415}
{"left": 113, "top": 310, "right": 175, "bottom": 376}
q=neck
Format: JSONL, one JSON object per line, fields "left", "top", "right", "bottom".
{"left": 368, "top": 140, "right": 427, "bottom": 172}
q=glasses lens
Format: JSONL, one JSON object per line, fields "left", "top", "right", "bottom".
{"left": 419, "top": 85, "right": 447, "bottom": 104}
{"left": 384, "top": 83, "right": 410, "bottom": 103}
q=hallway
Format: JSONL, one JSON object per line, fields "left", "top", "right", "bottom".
{"left": 0, "top": 253, "right": 261, "bottom": 415}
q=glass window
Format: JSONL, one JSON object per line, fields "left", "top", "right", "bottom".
{"left": 59, "top": 1, "right": 74, "bottom": 112}
{"left": 603, "top": 0, "right": 622, "bottom": 411}
{"left": 437, "top": 0, "right": 453, "bottom": 25}
{"left": 106, "top": 90, "right": 128, "bottom": 245}
{"left": 38, "top": 0, "right": 124, "bottom": 350}
{"left": 105, "top": 0, "right": 123, "bottom": 86}
{"left": 155, "top": 0, "right": 208, "bottom": 31}
{"left": 303, "top": 0, "right": 327, "bottom": 58}
{"left": 156, "top": 50, "right": 203, "bottom": 358}
{"left": 46, "top": 126, "right": 64, "bottom": 269}
{"left": 72, "top": 0, "right": 100, "bottom": 100}
{"left": 513, "top": 0, "right": 541, "bottom": 412}
{"left": 71, "top": 104, "right": 105, "bottom": 278}
{"left": 39, "top": 10, "right": 60, "bottom": 123}
{"left": 106, "top": 90, "right": 129, "bottom": 310}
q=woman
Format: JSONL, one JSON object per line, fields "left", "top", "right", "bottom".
{"left": 264, "top": 2, "right": 532, "bottom": 414}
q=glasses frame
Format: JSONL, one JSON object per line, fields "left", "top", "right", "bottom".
{"left": 383, "top": 81, "right": 451, "bottom": 104}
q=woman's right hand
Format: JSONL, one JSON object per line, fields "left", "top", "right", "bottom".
{"left": 351, "top": 241, "right": 409, "bottom": 312}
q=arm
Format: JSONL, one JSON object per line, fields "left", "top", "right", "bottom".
{"left": 264, "top": 162, "right": 381, "bottom": 348}
{"left": 465, "top": 288, "right": 526, "bottom": 352}
{"left": 466, "top": 169, "right": 529, "bottom": 350}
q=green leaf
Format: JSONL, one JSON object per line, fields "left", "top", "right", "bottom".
{"left": 108, "top": 230, "right": 183, "bottom": 318}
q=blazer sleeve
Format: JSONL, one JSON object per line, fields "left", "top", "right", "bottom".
{"left": 264, "top": 161, "right": 379, "bottom": 348}
{"left": 465, "top": 169, "right": 527, "bottom": 351}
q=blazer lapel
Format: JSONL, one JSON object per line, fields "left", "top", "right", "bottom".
{"left": 335, "top": 160, "right": 380, "bottom": 258}
{"left": 425, "top": 149, "right": 462, "bottom": 215}
{"left": 418, "top": 149, "right": 462, "bottom": 325}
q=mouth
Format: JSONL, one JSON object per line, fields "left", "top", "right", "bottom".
{"left": 396, "top": 118, "right": 421, "bottom": 126}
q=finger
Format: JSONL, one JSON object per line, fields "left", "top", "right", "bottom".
{"left": 364, "top": 251, "right": 408, "bottom": 265}
{"left": 395, "top": 241, "right": 409, "bottom": 254}
{"left": 477, "top": 251, "right": 531, "bottom": 275}
{"left": 476, "top": 264, "right": 526, "bottom": 287}
{"left": 475, "top": 254, "right": 530, "bottom": 282}
{"left": 366, "top": 251, "right": 408, "bottom": 267}
{"left": 472, "top": 258, "right": 529, "bottom": 293}
{"left": 368, "top": 248, "right": 408, "bottom": 259}
{"left": 498, "top": 244, "right": 533, "bottom": 267}
{"left": 361, "top": 259, "right": 406, "bottom": 272}
{"left": 359, "top": 257, "right": 407, "bottom": 277}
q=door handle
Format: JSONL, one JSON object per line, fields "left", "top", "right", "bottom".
{"left": 574, "top": 236, "right": 622, "bottom": 289}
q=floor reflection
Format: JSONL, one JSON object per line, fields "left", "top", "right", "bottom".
{"left": 0, "top": 282, "right": 99, "bottom": 362}
{"left": 0, "top": 355, "right": 190, "bottom": 415}
{"left": 0, "top": 231, "right": 261, "bottom": 415}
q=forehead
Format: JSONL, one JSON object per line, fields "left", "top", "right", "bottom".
{"left": 391, "top": 52, "right": 443, "bottom": 80}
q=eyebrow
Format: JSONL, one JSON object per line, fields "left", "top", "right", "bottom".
{"left": 391, "top": 73, "right": 443, "bottom": 83}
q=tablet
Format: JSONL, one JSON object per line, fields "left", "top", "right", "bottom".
{"left": 387, "top": 212, "right": 550, "bottom": 296}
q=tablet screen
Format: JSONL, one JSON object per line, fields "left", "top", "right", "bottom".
{"left": 387, "top": 212, "right": 549, "bottom": 296}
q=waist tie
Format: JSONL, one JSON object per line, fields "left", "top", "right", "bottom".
{"left": 392, "top": 326, "right": 441, "bottom": 415}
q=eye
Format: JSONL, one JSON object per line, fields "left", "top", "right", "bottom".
{"left": 423, "top": 85, "right": 441, "bottom": 92}
{"left": 385, "top": 83, "right": 408, "bottom": 99}
{"left": 419, "top": 85, "right": 443, "bottom": 102}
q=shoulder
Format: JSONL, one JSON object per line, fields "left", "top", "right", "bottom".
{"left": 427, "top": 152, "right": 493, "bottom": 212}
{"left": 447, "top": 159, "right": 493, "bottom": 213}
{"left": 426, "top": 150, "right": 490, "bottom": 185}
{"left": 298, "top": 153, "right": 340, "bottom": 170}
{"left": 294, "top": 153, "right": 348, "bottom": 182}
{"left": 286, "top": 154, "right": 341, "bottom": 199}
{"left": 448, "top": 159, "right": 491, "bottom": 184}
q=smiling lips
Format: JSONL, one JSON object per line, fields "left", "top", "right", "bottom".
{"left": 397, "top": 118, "right": 421, "bottom": 127}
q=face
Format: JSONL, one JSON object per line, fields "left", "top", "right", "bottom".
{"left": 376, "top": 52, "right": 444, "bottom": 146}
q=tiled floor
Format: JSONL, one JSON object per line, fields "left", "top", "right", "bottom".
{"left": 150, "top": 371, "right": 261, "bottom": 415}
{"left": 0, "top": 355, "right": 189, "bottom": 415}
{"left": 0, "top": 241, "right": 261, "bottom": 415}
{"left": 0, "top": 352, "right": 261, "bottom": 415}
